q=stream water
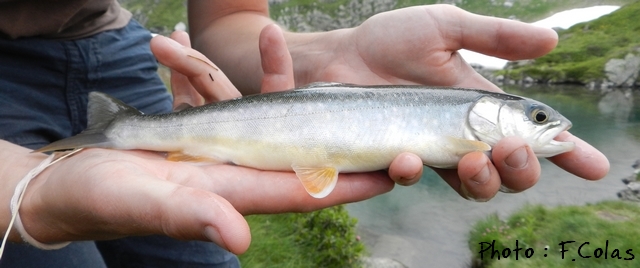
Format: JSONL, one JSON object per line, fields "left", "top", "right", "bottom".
{"left": 346, "top": 85, "right": 640, "bottom": 267}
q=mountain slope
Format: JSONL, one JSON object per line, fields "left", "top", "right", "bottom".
{"left": 504, "top": 1, "right": 640, "bottom": 84}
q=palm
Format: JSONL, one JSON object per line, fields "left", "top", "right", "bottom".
{"left": 21, "top": 148, "right": 392, "bottom": 254}
{"left": 309, "top": 5, "right": 556, "bottom": 92}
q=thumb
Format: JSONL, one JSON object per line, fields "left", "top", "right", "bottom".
{"left": 160, "top": 185, "right": 251, "bottom": 254}
{"left": 259, "top": 24, "right": 295, "bottom": 93}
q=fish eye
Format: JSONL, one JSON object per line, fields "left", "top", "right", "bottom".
{"left": 531, "top": 109, "right": 548, "bottom": 124}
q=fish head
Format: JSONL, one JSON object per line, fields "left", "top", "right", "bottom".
{"left": 466, "top": 95, "right": 574, "bottom": 157}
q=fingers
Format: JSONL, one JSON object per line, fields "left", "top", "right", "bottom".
{"left": 490, "top": 136, "right": 541, "bottom": 192}
{"left": 259, "top": 24, "right": 295, "bottom": 93}
{"left": 203, "top": 165, "right": 394, "bottom": 215}
{"left": 388, "top": 152, "right": 423, "bottom": 186}
{"left": 457, "top": 152, "right": 501, "bottom": 201}
{"left": 437, "top": 136, "right": 540, "bottom": 201}
{"left": 167, "top": 31, "right": 204, "bottom": 109}
{"left": 433, "top": 5, "right": 558, "bottom": 60}
{"left": 548, "top": 131, "right": 609, "bottom": 180}
{"left": 117, "top": 177, "right": 251, "bottom": 254}
{"left": 158, "top": 185, "right": 251, "bottom": 254}
{"left": 150, "top": 32, "right": 241, "bottom": 103}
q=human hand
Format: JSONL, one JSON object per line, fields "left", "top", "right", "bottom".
{"left": 15, "top": 146, "right": 392, "bottom": 254}
{"left": 281, "top": 5, "right": 608, "bottom": 200}
{"left": 291, "top": 4, "right": 557, "bottom": 90}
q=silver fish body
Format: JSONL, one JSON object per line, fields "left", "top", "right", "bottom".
{"left": 38, "top": 83, "right": 574, "bottom": 198}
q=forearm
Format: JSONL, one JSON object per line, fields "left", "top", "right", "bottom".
{"left": 188, "top": 1, "right": 269, "bottom": 94}
{"left": 0, "top": 139, "right": 47, "bottom": 243}
{"left": 190, "top": 11, "right": 271, "bottom": 94}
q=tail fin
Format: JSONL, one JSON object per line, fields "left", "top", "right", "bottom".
{"left": 34, "top": 92, "right": 142, "bottom": 152}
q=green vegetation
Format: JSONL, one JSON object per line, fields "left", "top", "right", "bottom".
{"left": 503, "top": 1, "right": 640, "bottom": 84}
{"left": 239, "top": 205, "right": 366, "bottom": 268}
{"left": 119, "top": 0, "right": 187, "bottom": 35}
{"left": 268, "top": 0, "right": 634, "bottom": 28}
{"left": 397, "top": 0, "right": 634, "bottom": 22}
{"left": 469, "top": 201, "right": 640, "bottom": 268}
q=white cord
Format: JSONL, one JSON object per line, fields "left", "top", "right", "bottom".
{"left": 0, "top": 148, "right": 83, "bottom": 259}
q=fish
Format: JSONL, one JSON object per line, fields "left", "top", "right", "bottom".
{"left": 36, "top": 83, "right": 575, "bottom": 198}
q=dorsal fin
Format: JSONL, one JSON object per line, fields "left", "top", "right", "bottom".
{"left": 34, "top": 92, "right": 136, "bottom": 152}
{"left": 85, "top": 92, "right": 142, "bottom": 134}
{"left": 297, "top": 82, "right": 349, "bottom": 90}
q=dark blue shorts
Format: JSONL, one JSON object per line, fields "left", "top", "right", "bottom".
{"left": 0, "top": 20, "right": 239, "bottom": 268}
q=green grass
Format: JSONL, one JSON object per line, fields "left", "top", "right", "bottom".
{"left": 239, "top": 205, "right": 366, "bottom": 268}
{"left": 239, "top": 214, "right": 308, "bottom": 267}
{"left": 120, "top": 0, "right": 187, "bottom": 35}
{"left": 469, "top": 201, "right": 640, "bottom": 268}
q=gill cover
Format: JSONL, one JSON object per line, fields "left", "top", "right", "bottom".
{"left": 466, "top": 95, "right": 574, "bottom": 157}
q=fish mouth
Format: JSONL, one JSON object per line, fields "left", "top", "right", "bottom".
{"left": 533, "top": 120, "right": 574, "bottom": 158}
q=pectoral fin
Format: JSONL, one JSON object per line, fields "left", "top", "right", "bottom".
{"left": 166, "top": 151, "right": 222, "bottom": 163}
{"left": 445, "top": 137, "right": 491, "bottom": 156}
{"left": 292, "top": 166, "right": 339, "bottom": 199}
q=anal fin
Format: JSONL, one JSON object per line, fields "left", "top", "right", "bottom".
{"left": 292, "top": 166, "right": 339, "bottom": 199}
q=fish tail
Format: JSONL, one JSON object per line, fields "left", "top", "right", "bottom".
{"left": 34, "top": 92, "right": 142, "bottom": 153}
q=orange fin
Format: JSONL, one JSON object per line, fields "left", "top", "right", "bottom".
{"left": 166, "top": 151, "right": 221, "bottom": 163}
{"left": 292, "top": 166, "right": 339, "bottom": 199}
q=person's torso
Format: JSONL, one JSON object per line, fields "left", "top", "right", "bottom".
{"left": 0, "top": 0, "right": 131, "bottom": 39}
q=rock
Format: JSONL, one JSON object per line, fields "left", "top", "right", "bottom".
{"left": 523, "top": 76, "right": 535, "bottom": 85}
{"left": 605, "top": 53, "right": 640, "bottom": 87}
{"left": 597, "top": 89, "right": 633, "bottom": 124}
{"left": 273, "top": 0, "right": 397, "bottom": 32}
{"left": 618, "top": 188, "right": 640, "bottom": 202}
{"left": 174, "top": 22, "right": 186, "bottom": 32}
{"left": 361, "top": 257, "right": 408, "bottom": 268}
{"left": 628, "top": 182, "right": 640, "bottom": 191}
{"left": 632, "top": 159, "right": 640, "bottom": 170}
{"left": 622, "top": 177, "right": 634, "bottom": 185}
{"left": 617, "top": 160, "right": 640, "bottom": 202}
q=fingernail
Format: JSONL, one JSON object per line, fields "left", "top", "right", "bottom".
{"left": 165, "top": 36, "right": 184, "bottom": 48}
{"left": 460, "top": 183, "right": 490, "bottom": 202}
{"left": 505, "top": 146, "right": 528, "bottom": 169}
{"left": 470, "top": 165, "right": 490, "bottom": 184}
{"left": 397, "top": 174, "right": 417, "bottom": 185}
{"left": 499, "top": 184, "right": 517, "bottom": 193}
{"left": 203, "top": 226, "right": 227, "bottom": 250}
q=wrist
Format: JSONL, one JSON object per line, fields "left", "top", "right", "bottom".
{"left": 0, "top": 140, "right": 48, "bottom": 243}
